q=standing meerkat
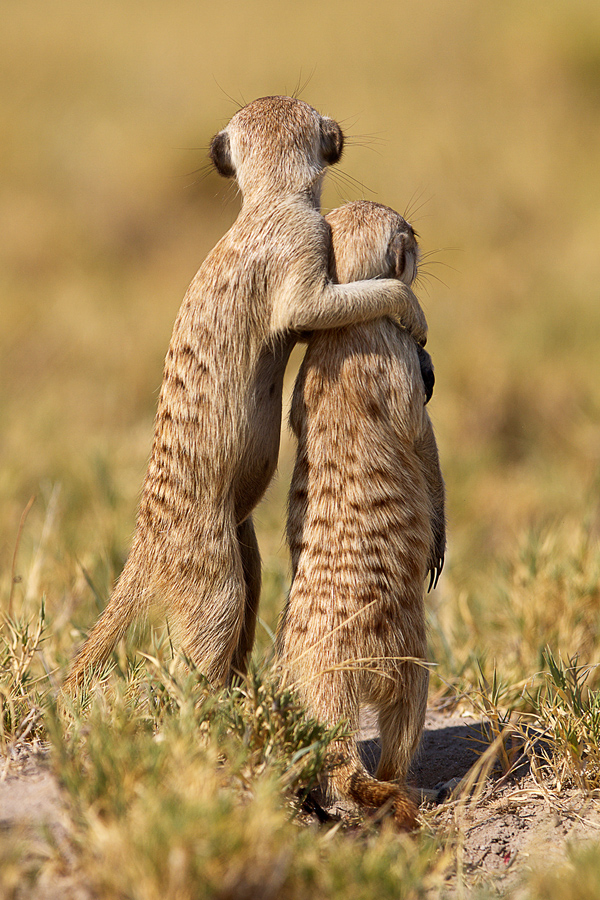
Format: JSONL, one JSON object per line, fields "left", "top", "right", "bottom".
{"left": 64, "top": 98, "right": 428, "bottom": 692}
{"left": 277, "top": 201, "right": 446, "bottom": 830}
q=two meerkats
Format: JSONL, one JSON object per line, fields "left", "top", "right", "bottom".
{"left": 65, "top": 96, "right": 445, "bottom": 829}
{"left": 65, "top": 96, "right": 428, "bottom": 692}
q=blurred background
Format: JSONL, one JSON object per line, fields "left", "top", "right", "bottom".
{"left": 2, "top": 0, "right": 599, "bottom": 668}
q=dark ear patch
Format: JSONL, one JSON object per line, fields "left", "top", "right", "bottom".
{"left": 320, "top": 118, "right": 344, "bottom": 165}
{"left": 209, "top": 131, "right": 235, "bottom": 178}
{"left": 387, "top": 232, "right": 407, "bottom": 279}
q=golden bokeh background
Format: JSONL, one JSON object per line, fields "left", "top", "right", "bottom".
{"left": 2, "top": 0, "right": 599, "bottom": 653}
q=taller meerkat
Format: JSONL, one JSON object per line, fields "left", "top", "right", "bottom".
{"left": 65, "top": 97, "right": 428, "bottom": 691}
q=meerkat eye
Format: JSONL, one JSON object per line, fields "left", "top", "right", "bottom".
{"left": 209, "top": 131, "right": 235, "bottom": 178}
{"left": 320, "top": 117, "right": 344, "bottom": 165}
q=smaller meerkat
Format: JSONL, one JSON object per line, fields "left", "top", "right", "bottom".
{"left": 277, "top": 201, "right": 446, "bottom": 830}
{"left": 64, "top": 98, "right": 428, "bottom": 693}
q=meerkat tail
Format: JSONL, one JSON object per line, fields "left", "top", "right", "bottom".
{"left": 63, "top": 560, "right": 151, "bottom": 692}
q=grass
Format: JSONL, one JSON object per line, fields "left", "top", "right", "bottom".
{"left": 2, "top": 0, "right": 600, "bottom": 896}
{"left": 4, "top": 624, "right": 450, "bottom": 899}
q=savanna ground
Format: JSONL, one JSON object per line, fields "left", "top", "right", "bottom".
{"left": 2, "top": 1, "right": 600, "bottom": 897}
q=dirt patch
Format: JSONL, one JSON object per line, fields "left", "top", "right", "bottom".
{"left": 358, "top": 706, "right": 486, "bottom": 790}
{"left": 1, "top": 749, "right": 64, "bottom": 829}
{"left": 339, "top": 707, "right": 600, "bottom": 886}
{"left": 415, "top": 711, "right": 600, "bottom": 883}
{"left": 0, "top": 747, "right": 91, "bottom": 900}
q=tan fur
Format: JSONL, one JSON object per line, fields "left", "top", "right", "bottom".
{"left": 277, "top": 201, "right": 446, "bottom": 830}
{"left": 64, "top": 98, "right": 428, "bottom": 692}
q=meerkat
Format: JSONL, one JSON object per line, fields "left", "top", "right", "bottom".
{"left": 277, "top": 201, "right": 446, "bottom": 830}
{"left": 64, "top": 97, "right": 428, "bottom": 692}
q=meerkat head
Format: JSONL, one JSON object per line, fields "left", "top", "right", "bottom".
{"left": 209, "top": 96, "right": 344, "bottom": 201}
{"left": 326, "top": 201, "right": 419, "bottom": 286}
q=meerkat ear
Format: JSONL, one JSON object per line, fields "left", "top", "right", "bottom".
{"left": 320, "top": 117, "right": 344, "bottom": 165}
{"left": 210, "top": 130, "right": 235, "bottom": 178}
{"left": 387, "top": 232, "right": 407, "bottom": 279}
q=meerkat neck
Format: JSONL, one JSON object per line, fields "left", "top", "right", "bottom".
{"left": 241, "top": 178, "right": 324, "bottom": 212}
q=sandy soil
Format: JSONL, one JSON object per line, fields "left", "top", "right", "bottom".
{"left": 325, "top": 706, "right": 600, "bottom": 889}
{"left": 2, "top": 710, "right": 600, "bottom": 897}
{"left": 0, "top": 745, "right": 90, "bottom": 900}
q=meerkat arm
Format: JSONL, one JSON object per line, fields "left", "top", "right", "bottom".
{"left": 415, "top": 417, "right": 446, "bottom": 589}
{"left": 272, "top": 278, "right": 428, "bottom": 346}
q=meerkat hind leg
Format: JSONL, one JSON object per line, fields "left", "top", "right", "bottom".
{"left": 300, "top": 667, "right": 419, "bottom": 830}
{"left": 228, "top": 516, "right": 261, "bottom": 683}
{"left": 375, "top": 670, "right": 428, "bottom": 784}
{"left": 170, "top": 520, "right": 248, "bottom": 687}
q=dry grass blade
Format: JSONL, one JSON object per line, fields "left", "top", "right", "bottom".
{"left": 8, "top": 496, "right": 35, "bottom": 619}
